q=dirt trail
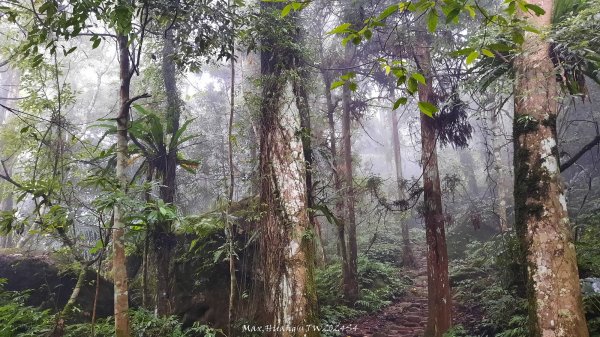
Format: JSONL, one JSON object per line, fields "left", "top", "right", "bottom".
{"left": 343, "top": 252, "right": 429, "bottom": 337}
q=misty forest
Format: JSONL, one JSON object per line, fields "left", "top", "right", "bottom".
{"left": 0, "top": 0, "right": 599, "bottom": 336}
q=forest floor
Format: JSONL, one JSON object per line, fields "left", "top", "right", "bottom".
{"left": 343, "top": 250, "right": 429, "bottom": 337}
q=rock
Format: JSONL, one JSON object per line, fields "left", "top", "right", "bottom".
{"left": 0, "top": 253, "right": 114, "bottom": 319}
{"left": 581, "top": 277, "right": 600, "bottom": 295}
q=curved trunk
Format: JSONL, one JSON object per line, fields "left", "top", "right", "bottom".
{"left": 513, "top": 1, "right": 589, "bottom": 335}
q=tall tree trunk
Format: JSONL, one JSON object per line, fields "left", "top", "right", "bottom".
{"left": 258, "top": 4, "right": 318, "bottom": 335}
{"left": 114, "top": 33, "right": 131, "bottom": 337}
{"left": 294, "top": 70, "right": 326, "bottom": 266}
{"left": 322, "top": 69, "right": 350, "bottom": 292}
{"left": 227, "top": 5, "right": 237, "bottom": 333}
{"left": 0, "top": 67, "right": 19, "bottom": 249}
{"left": 490, "top": 107, "right": 509, "bottom": 232}
{"left": 153, "top": 26, "right": 180, "bottom": 317}
{"left": 390, "top": 89, "right": 416, "bottom": 268}
{"left": 414, "top": 30, "right": 452, "bottom": 337}
{"left": 341, "top": 44, "right": 359, "bottom": 304}
{"left": 458, "top": 149, "right": 479, "bottom": 195}
{"left": 513, "top": 1, "right": 589, "bottom": 336}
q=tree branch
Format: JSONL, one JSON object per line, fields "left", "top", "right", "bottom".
{"left": 560, "top": 135, "right": 600, "bottom": 172}
{"left": 125, "top": 93, "right": 151, "bottom": 110}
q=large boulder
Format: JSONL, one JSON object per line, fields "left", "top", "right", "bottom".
{"left": 0, "top": 252, "right": 114, "bottom": 319}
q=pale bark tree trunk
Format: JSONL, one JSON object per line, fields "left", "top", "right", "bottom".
{"left": 258, "top": 4, "right": 318, "bottom": 335}
{"left": 490, "top": 107, "right": 509, "bottom": 232}
{"left": 513, "top": 1, "right": 589, "bottom": 336}
{"left": 414, "top": 30, "right": 452, "bottom": 337}
{"left": 389, "top": 89, "right": 416, "bottom": 268}
{"left": 341, "top": 44, "right": 359, "bottom": 304}
{"left": 114, "top": 33, "right": 132, "bottom": 337}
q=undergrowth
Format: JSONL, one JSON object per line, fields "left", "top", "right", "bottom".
{"left": 450, "top": 236, "right": 528, "bottom": 337}
{"left": 0, "top": 280, "right": 219, "bottom": 337}
{"left": 316, "top": 256, "right": 411, "bottom": 336}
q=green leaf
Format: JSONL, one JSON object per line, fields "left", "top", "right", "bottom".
{"left": 524, "top": 3, "right": 545, "bottom": 15}
{"left": 348, "top": 82, "right": 358, "bottom": 91}
{"left": 466, "top": 50, "right": 479, "bottom": 65}
{"left": 522, "top": 25, "right": 541, "bottom": 34}
{"left": 450, "top": 47, "right": 475, "bottom": 57}
{"left": 281, "top": 4, "right": 292, "bottom": 17}
{"left": 411, "top": 72, "right": 426, "bottom": 84}
{"left": 464, "top": 4, "right": 476, "bottom": 18}
{"left": 329, "top": 23, "right": 352, "bottom": 35}
{"left": 418, "top": 101, "right": 438, "bottom": 117}
{"left": 341, "top": 72, "right": 356, "bottom": 80}
{"left": 506, "top": 1, "right": 516, "bottom": 15}
{"left": 64, "top": 46, "right": 77, "bottom": 56}
{"left": 512, "top": 30, "right": 524, "bottom": 45}
{"left": 91, "top": 36, "right": 101, "bottom": 49}
{"left": 481, "top": 48, "right": 495, "bottom": 57}
{"left": 378, "top": 4, "right": 399, "bottom": 20}
{"left": 330, "top": 80, "right": 345, "bottom": 90}
{"left": 427, "top": 9, "right": 439, "bottom": 32}
{"left": 445, "top": 8, "right": 461, "bottom": 24}
{"left": 393, "top": 97, "right": 408, "bottom": 110}
{"left": 407, "top": 77, "right": 418, "bottom": 94}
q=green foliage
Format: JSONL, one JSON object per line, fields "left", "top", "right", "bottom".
{"left": 0, "top": 280, "right": 53, "bottom": 337}
{"left": 583, "top": 294, "right": 600, "bottom": 336}
{"left": 577, "top": 221, "right": 600, "bottom": 278}
{"left": 0, "top": 285, "right": 219, "bottom": 337}
{"left": 65, "top": 309, "right": 219, "bottom": 337}
{"left": 577, "top": 213, "right": 600, "bottom": 336}
{"left": 451, "top": 237, "right": 528, "bottom": 337}
{"left": 443, "top": 325, "right": 473, "bottom": 337}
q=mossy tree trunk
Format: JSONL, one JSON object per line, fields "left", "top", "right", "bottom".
{"left": 490, "top": 107, "right": 510, "bottom": 232}
{"left": 258, "top": 4, "right": 318, "bottom": 335}
{"left": 414, "top": 29, "right": 452, "bottom": 337}
{"left": 153, "top": 23, "right": 180, "bottom": 318}
{"left": 513, "top": 1, "right": 589, "bottom": 335}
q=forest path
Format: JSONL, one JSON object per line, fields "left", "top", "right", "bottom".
{"left": 343, "top": 250, "right": 429, "bottom": 337}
